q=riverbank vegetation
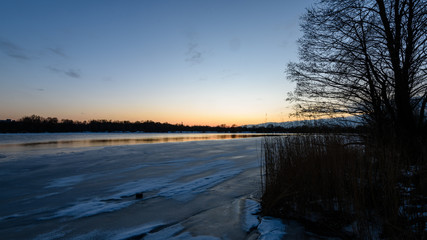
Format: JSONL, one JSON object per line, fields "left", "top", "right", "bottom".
{"left": 261, "top": 0, "right": 426, "bottom": 238}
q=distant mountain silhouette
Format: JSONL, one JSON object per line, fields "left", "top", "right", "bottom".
{"left": 243, "top": 116, "right": 363, "bottom": 129}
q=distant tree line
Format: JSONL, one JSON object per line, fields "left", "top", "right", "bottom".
{"left": 0, "top": 115, "right": 361, "bottom": 133}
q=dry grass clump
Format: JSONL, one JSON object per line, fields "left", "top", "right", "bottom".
{"left": 261, "top": 134, "right": 426, "bottom": 239}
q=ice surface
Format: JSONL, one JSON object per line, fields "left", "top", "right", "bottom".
{"left": 0, "top": 134, "right": 263, "bottom": 239}
{"left": 144, "top": 224, "right": 185, "bottom": 240}
{"left": 167, "top": 233, "right": 220, "bottom": 240}
{"left": 115, "top": 222, "right": 221, "bottom": 240}
{"left": 144, "top": 223, "right": 221, "bottom": 240}
{"left": 43, "top": 161, "right": 242, "bottom": 219}
{"left": 112, "top": 222, "right": 165, "bottom": 240}
{"left": 69, "top": 230, "right": 105, "bottom": 240}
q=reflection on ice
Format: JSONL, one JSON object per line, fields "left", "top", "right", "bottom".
{"left": 0, "top": 133, "right": 283, "bottom": 162}
{"left": 0, "top": 133, "right": 275, "bottom": 156}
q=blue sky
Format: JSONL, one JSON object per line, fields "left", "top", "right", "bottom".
{"left": 0, "top": 0, "right": 315, "bottom": 126}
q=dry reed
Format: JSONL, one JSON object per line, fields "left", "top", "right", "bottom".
{"left": 261, "top": 134, "right": 426, "bottom": 239}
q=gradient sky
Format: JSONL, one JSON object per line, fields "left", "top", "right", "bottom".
{"left": 0, "top": 0, "right": 315, "bottom": 126}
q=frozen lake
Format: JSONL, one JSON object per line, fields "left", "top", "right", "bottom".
{"left": 0, "top": 133, "right": 288, "bottom": 239}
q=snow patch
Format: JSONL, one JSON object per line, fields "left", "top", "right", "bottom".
{"left": 33, "top": 228, "right": 68, "bottom": 240}
{"left": 242, "top": 199, "right": 261, "bottom": 232}
{"left": 158, "top": 169, "right": 241, "bottom": 201}
{"left": 45, "top": 175, "right": 85, "bottom": 188}
{"left": 110, "top": 178, "right": 170, "bottom": 199}
{"left": 0, "top": 213, "right": 27, "bottom": 221}
{"left": 35, "top": 191, "right": 61, "bottom": 199}
{"left": 257, "top": 217, "right": 286, "bottom": 240}
{"left": 43, "top": 199, "right": 134, "bottom": 219}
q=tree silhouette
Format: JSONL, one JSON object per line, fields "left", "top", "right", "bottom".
{"left": 287, "top": 0, "right": 426, "bottom": 140}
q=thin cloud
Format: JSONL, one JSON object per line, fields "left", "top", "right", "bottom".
{"left": 185, "top": 42, "right": 203, "bottom": 64}
{"left": 47, "top": 66, "right": 81, "bottom": 78}
{"left": 47, "top": 47, "right": 67, "bottom": 58}
{"left": 0, "top": 39, "right": 30, "bottom": 60}
{"left": 64, "top": 69, "right": 81, "bottom": 78}
{"left": 47, "top": 66, "right": 62, "bottom": 73}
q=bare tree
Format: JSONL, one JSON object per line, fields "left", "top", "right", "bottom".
{"left": 287, "top": 0, "right": 427, "bottom": 138}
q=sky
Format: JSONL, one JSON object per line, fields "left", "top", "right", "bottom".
{"left": 0, "top": 0, "right": 315, "bottom": 126}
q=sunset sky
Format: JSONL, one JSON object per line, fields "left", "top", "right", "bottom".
{"left": 0, "top": 0, "right": 315, "bottom": 126}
